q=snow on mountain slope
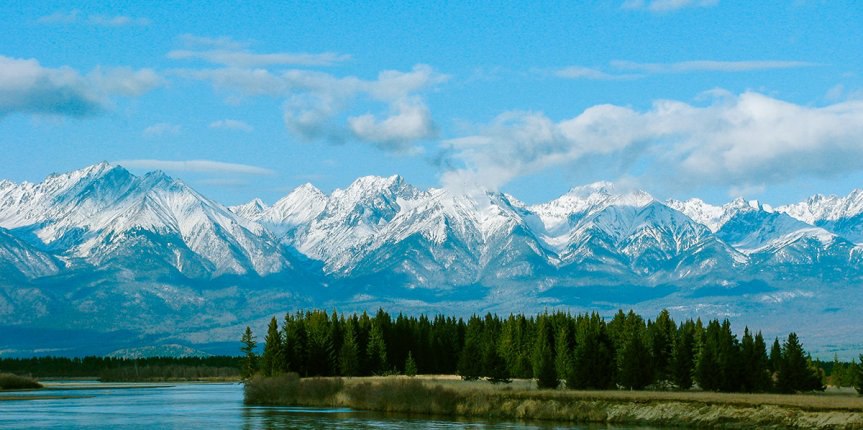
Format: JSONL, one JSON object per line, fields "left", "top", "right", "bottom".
{"left": 779, "top": 189, "right": 863, "bottom": 244}
{"left": 666, "top": 198, "right": 725, "bottom": 232}
{"left": 286, "top": 175, "right": 424, "bottom": 272}
{"left": 526, "top": 182, "right": 742, "bottom": 278}
{"left": 0, "top": 164, "right": 292, "bottom": 277}
{"left": 353, "top": 188, "right": 552, "bottom": 284}
{"left": 0, "top": 227, "right": 60, "bottom": 279}
{"left": 778, "top": 189, "right": 863, "bottom": 224}
{"left": 715, "top": 198, "right": 846, "bottom": 266}
{"left": 255, "top": 184, "right": 328, "bottom": 237}
{"left": 229, "top": 198, "right": 268, "bottom": 220}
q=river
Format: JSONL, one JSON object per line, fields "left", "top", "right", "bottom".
{"left": 0, "top": 381, "right": 666, "bottom": 429}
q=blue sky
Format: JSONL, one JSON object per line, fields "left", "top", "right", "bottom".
{"left": 1, "top": 1, "right": 862, "bottom": 205}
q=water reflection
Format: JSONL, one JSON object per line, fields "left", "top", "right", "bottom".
{"left": 0, "top": 382, "right": 654, "bottom": 429}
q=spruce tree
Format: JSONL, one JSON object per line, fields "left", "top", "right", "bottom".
{"left": 855, "top": 355, "right": 863, "bottom": 395}
{"left": 751, "top": 332, "right": 772, "bottom": 392}
{"left": 570, "top": 313, "right": 611, "bottom": 389}
{"left": 671, "top": 320, "right": 696, "bottom": 390}
{"left": 649, "top": 309, "right": 676, "bottom": 383}
{"left": 457, "top": 316, "right": 483, "bottom": 380}
{"left": 339, "top": 319, "right": 360, "bottom": 376}
{"left": 483, "top": 344, "right": 511, "bottom": 384}
{"left": 617, "top": 311, "right": 653, "bottom": 390}
{"left": 366, "top": 321, "right": 388, "bottom": 375}
{"left": 404, "top": 351, "right": 417, "bottom": 377}
{"left": 695, "top": 320, "right": 721, "bottom": 391}
{"left": 777, "top": 332, "right": 821, "bottom": 393}
{"left": 240, "top": 326, "right": 257, "bottom": 379}
{"left": 554, "top": 323, "right": 573, "bottom": 384}
{"left": 533, "top": 316, "right": 558, "bottom": 389}
{"left": 261, "top": 317, "right": 284, "bottom": 376}
{"left": 769, "top": 337, "right": 782, "bottom": 376}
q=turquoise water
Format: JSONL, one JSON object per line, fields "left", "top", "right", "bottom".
{"left": 0, "top": 382, "right": 657, "bottom": 429}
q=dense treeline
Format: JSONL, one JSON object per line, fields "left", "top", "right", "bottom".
{"left": 244, "top": 309, "right": 837, "bottom": 393}
{"left": 0, "top": 356, "right": 242, "bottom": 379}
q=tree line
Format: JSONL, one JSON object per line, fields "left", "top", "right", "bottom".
{"left": 0, "top": 356, "right": 242, "bottom": 378}
{"left": 242, "top": 308, "right": 863, "bottom": 393}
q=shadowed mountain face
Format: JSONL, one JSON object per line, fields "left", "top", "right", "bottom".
{"left": 1, "top": 163, "right": 862, "bottom": 357}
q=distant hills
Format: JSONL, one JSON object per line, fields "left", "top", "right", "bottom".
{"left": 0, "top": 163, "right": 861, "bottom": 358}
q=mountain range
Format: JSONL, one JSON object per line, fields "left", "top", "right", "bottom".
{"left": 1, "top": 163, "right": 861, "bottom": 358}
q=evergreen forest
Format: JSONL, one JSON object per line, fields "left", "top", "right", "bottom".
{"left": 242, "top": 308, "right": 833, "bottom": 393}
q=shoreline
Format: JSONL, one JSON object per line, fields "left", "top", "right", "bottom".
{"left": 245, "top": 375, "right": 863, "bottom": 429}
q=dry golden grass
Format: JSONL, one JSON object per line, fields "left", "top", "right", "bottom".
{"left": 245, "top": 374, "right": 863, "bottom": 429}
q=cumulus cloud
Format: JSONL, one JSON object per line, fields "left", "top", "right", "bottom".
{"left": 209, "top": 119, "right": 253, "bottom": 132}
{"left": 115, "top": 159, "right": 275, "bottom": 175}
{"left": 348, "top": 98, "right": 435, "bottom": 151}
{"left": 622, "top": 0, "right": 718, "bottom": 12}
{"left": 37, "top": 10, "right": 150, "bottom": 26}
{"left": 176, "top": 60, "right": 448, "bottom": 151}
{"left": 441, "top": 91, "right": 863, "bottom": 195}
{"left": 0, "top": 56, "right": 161, "bottom": 117}
{"left": 143, "top": 122, "right": 181, "bottom": 137}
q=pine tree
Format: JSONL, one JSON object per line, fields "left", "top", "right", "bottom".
{"left": 751, "top": 332, "right": 772, "bottom": 392}
{"left": 483, "top": 344, "right": 511, "bottom": 384}
{"left": 240, "top": 326, "right": 257, "bottom": 379}
{"left": 617, "top": 311, "right": 653, "bottom": 390}
{"left": 533, "top": 316, "right": 558, "bottom": 389}
{"left": 339, "top": 319, "right": 360, "bottom": 376}
{"left": 695, "top": 320, "right": 721, "bottom": 391}
{"left": 649, "top": 309, "right": 676, "bottom": 383}
{"left": 366, "top": 321, "right": 388, "bottom": 375}
{"left": 569, "top": 312, "right": 615, "bottom": 390}
{"left": 769, "top": 337, "right": 782, "bottom": 376}
{"left": 554, "top": 323, "right": 573, "bottom": 384}
{"left": 671, "top": 320, "right": 696, "bottom": 390}
{"left": 404, "top": 351, "right": 417, "bottom": 377}
{"left": 261, "top": 317, "right": 284, "bottom": 376}
{"left": 855, "top": 355, "right": 863, "bottom": 395}
{"left": 457, "top": 316, "right": 484, "bottom": 380}
{"left": 777, "top": 332, "right": 822, "bottom": 393}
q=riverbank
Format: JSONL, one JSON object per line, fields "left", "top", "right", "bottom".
{"left": 244, "top": 375, "right": 863, "bottom": 429}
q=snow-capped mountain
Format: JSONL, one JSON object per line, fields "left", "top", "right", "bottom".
{"left": 0, "top": 163, "right": 294, "bottom": 277}
{"left": 4, "top": 163, "right": 863, "bottom": 358}
{"left": 779, "top": 189, "right": 863, "bottom": 244}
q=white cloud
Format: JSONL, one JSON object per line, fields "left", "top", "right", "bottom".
{"left": 611, "top": 60, "right": 816, "bottom": 73}
{"left": 115, "top": 159, "right": 275, "bottom": 175}
{"left": 37, "top": 10, "right": 79, "bottom": 24}
{"left": 0, "top": 56, "right": 161, "bottom": 117}
{"left": 87, "top": 15, "right": 150, "bottom": 27}
{"left": 348, "top": 98, "right": 435, "bottom": 151}
{"left": 209, "top": 119, "right": 253, "bottom": 132}
{"left": 168, "top": 49, "right": 350, "bottom": 67}
{"left": 177, "top": 62, "right": 447, "bottom": 150}
{"left": 552, "top": 60, "right": 814, "bottom": 81}
{"left": 143, "top": 122, "right": 181, "bottom": 137}
{"left": 37, "top": 10, "right": 149, "bottom": 26}
{"left": 441, "top": 92, "right": 863, "bottom": 195}
{"left": 168, "top": 34, "right": 349, "bottom": 67}
{"left": 622, "top": 0, "right": 718, "bottom": 12}
{"left": 87, "top": 67, "right": 163, "bottom": 96}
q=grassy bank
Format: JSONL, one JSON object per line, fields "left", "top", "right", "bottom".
{"left": 0, "top": 373, "right": 42, "bottom": 390}
{"left": 245, "top": 375, "right": 863, "bottom": 429}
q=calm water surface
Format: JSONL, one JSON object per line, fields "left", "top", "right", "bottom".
{"left": 0, "top": 382, "right": 660, "bottom": 429}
